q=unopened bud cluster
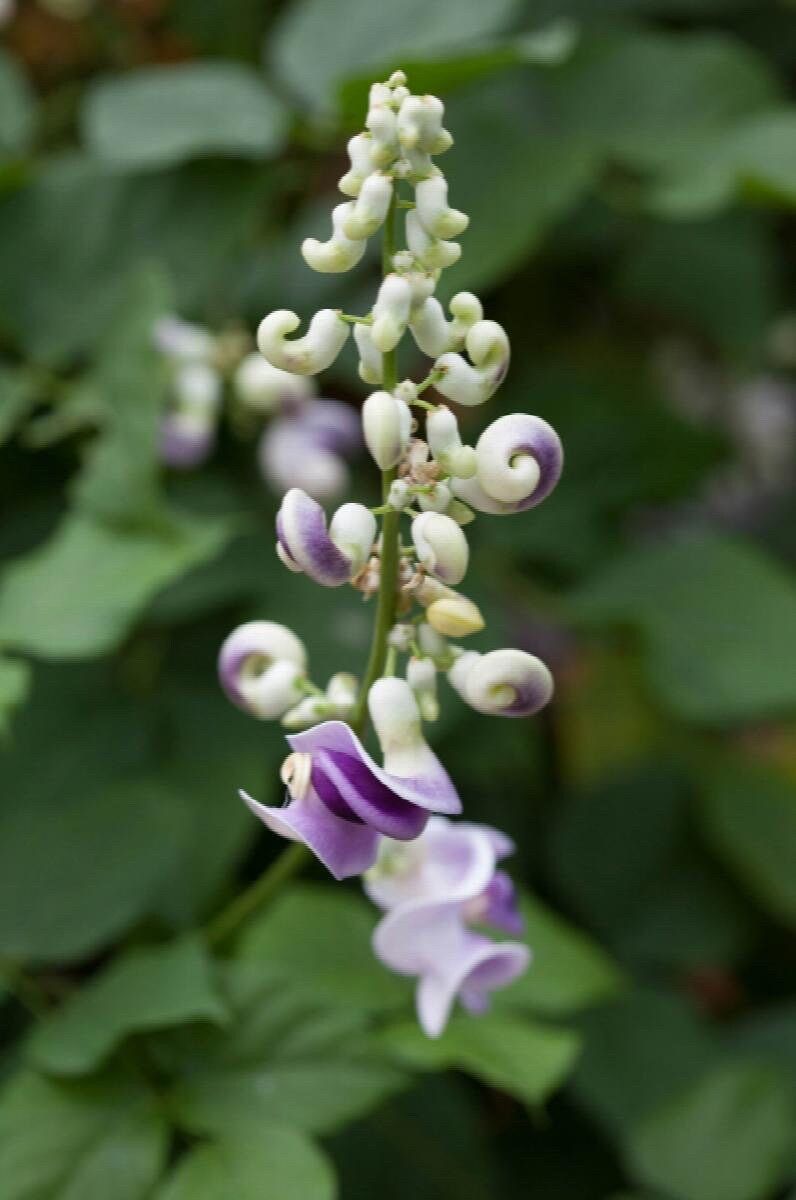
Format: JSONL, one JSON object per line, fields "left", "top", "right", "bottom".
{"left": 219, "top": 72, "right": 565, "bottom": 1038}
{"left": 153, "top": 316, "right": 360, "bottom": 502}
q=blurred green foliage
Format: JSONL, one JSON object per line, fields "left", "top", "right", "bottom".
{"left": 1, "top": 0, "right": 795, "bottom": 1197}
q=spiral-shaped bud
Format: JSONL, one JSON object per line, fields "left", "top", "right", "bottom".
{"left": 434, "top": 320, "right": 510, "bottom": 407}
{"left": 372, "top": 274, "right": 412, "bottom": 352}
{"left": 449, "top": 648, "right": 554, "bottom": 717}
{"left": 397, "top": 95, "right": 451, "bottom": 155}
{"left": 257, "top": 309, "right": 350, "bottom": 376}
{"left": 415, "top": 172, "right": 469, "bottom": 239}
{"left": 412, "top": 512, "right": 469, "bottom": 585}
{"left": 301, "top": 203, "right": 367, "bottom": 274}
{"left": 453, "top": 414, "right": 563, "bottom": 514}
{"left": 362, "top": 390, "right": 412, "bottom": 469}
{"left": 218, "top": 621, "right": 307, "bottom": 719}
{"left": 339, "top": 132, "right": 380, "bottom": 197}
{"left": 276, "top": 488, "right": 376, "bottom": 586}
{"left": 426, "top": 406, "right": 477, "bottom": 479}
{"left": 233, "top": 354, "right": 314, "bottom": 415}
{"left": 342, "top": 172, "right": 393, "bottom": 240}
{"left": 406, "top": 209, "right": 461, "bottom": 271}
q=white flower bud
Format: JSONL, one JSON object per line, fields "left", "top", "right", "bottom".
{"left": 366, "top": 91, "right": 399, "bottom": 165}
{"left": 426, "top": 595, "right": 485, "bottom": 638}
{"left": 448, "top": 292, "right": 483, "bottom": 344}
{"left": 397, "top": 95, "right": 451, "bottom": 154}
{"left": 417, "top": 481, "right": 453, "bottom": 512}
{"left": 173, "top": 362, "right": 222, "bottom": 416}
{"left": 353, "top": 322, "right": 383, "bottom": 386}
{"left": 387, "top": 70, "right": 407, "bottom": 88}
{"left": 328, "top": 502, "right": 377, "bottom": 574}
{"left": 388, "top": 479, "right": 412, "bottom": 508}
{"left": 218, "top": 620, "right": 307, "bottom": 720}
{"left": 448, "top": 649, "right": 481, "bottom": 698}
{"left": 454, "top": 413, "right": 563, "bottom": 514}
{"left": 426, "top": 406, "right": 477, "bottom": 479}
{"left": 153, "top": 315, "right": 215, "bottom": 362}
{"left": 233, "top": 353, "right": 313, "bottom": 414}
{"left": 411, "top": 511, "right": 469, "bottom": 585}
{"left": 417, "top": 623, "right": 449, "bottom": 659}
{"left": 326, "top": 671, "right": 358, "bottom": 709}
{"left": 409, "top": 291, "right": 482, "bottom": 358}
{"left": 395, "top": 379, "right": 418, "bottom": 404}
{"left": 415, "top": 172, "right": 469, "bottom": 239}
{"left": 407, "top": 656, "right": 439, "bottom": 721}
{"left": 406, "top": 209, "right": 461, "bottom": 271}
{"left": 342, "top": 172, "right": 393, "bottom": 239}
{"left": 362, "top": 390, "right": 412, "bottom": 469}
{"left": 339, "top": 132, "right": 379, "bottom": 197}
{"left": 371, "top": 274, "right": 412, "bottom": 352}
{"left": 434, "top": 320, "right": 510, "bottom": 407}
{"left": 451, "top": 648, "right": 554, "bottom": 718}
{"left": 257, "top": 309, "right": 350, "bottom": 375}
{"left": 389, "top": 624, "right": 415, "bottom": 652}
{"left": 301, "top": 202, "right": 367, "bottom": 274}
{"left": 368, "top": 676, "right": 427, "bottom": 775}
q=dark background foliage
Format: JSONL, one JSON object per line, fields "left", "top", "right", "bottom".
{"left": 1, "top": 1, "right": 795, "bottom": 1197}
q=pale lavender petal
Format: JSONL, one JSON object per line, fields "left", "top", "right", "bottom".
{"left": 159, "top": 416, "right": 215, "bottom": 468}
{"left": 478, "top": 870, "right": 524, "bottom": 936}
{"left": 276, "top": 489, "right": 352, "bottom": 586}
{"left": 240, "top": 787, "right": 379, "bottom": 880}
{"left": 365, "top": 817, "right": 498, "bottom": 909}
{"left": 260, "top": 423, "right": 348, "bottom": 503}
{"left": 298, "top": 399, "right": 362, "bottom": 456}
{"left": 288, "top": 719, "right": 461, "bottom": 816}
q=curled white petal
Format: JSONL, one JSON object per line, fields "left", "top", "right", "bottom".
{"left": 449, "top": 293, "right": 483, "bottom": 345}
{"left": 407, "top": 656, "right": 439, "bottom": 721}
{"left": 453, "top": 648, "right": 554, "bottom": 718}
{"left": 434, "top": 320, "right": 510, "bottom": 407}
{"left": 397, "top": 95, "right": 450, "bottom": 155}
{"left": 342, "top": 172, "right": 393, "bottom": 239}
{"left": 301, "top": 203, "right": 367, "bottom": 274}
{"left": 426, "top": 406, "right": 476, "bottom": 479}
{"left": 412, "top": 512, "right": 469, "bottom": 585}
{"left": 353, "top": 322, "right": 383, "bottom": 386}
{"left": 453, "top": 413, "right": 564, "bottom": 513}
{"left": 366, "top": 91, "right": 399, "bottom": 164}
{"left": 362, "top": 390, "right": 412, "bottom": 469}
{"left": 328, "top": 502, "right": 377, "bottom": 575}
{"left": 218, "top": 620, "right": 307, "bottom": 719}
{"left": 415, "top": 172, "right": 469, "bottom": 239}
{"left": 257, "top": 309, "right": 350, "bottom": 375}
{"left": 339, "top": 132, "right": 380, "bottom": 197}
{"left": 234, "top": 353, "right": 314, "bottom": 414}
{"left": 372, "top": 274, "right": 412, "bottom": 352}
{"left": 406, "top": 209, "right": 461, "bottom": 271}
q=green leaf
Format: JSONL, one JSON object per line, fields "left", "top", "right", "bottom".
{"left": 0, "top": 1069, "right": 167, "bottom": 1200}
{"left": 699, "top": 762, "right": 796, "bottom": 922}
{"left": 28, "top": 936, "right": 228, "bottom": 1075}
{"left": 0, "top": 50, "right": 34, "bottom": 157}
{"left": 0, "top": 655, "right": 30, "bottom": 735}
{"left": 158, "top": 1134, "right": 334, "bottom": 1199}
{"left": 378, "top": 1014, "right": 580, "bottom": 1106}
{"left": 155, "top": 1128, "right": 336, "bottom": 1200}
{"left": 627, "top": 1063, "right": 795, "bottom": 1200}
{"left": 238, "top": 884, "right": 410, "bottom": 1012}
{"left": 0, "top": 510, "right": 231, "bottom": 660}
{"left": 497, "top": 892, "right": 622, "bottom": 1016}
{"left": 83, "top": 63, "right": 288, "bottom": 170}
{"left": 567, "top": 534, "right": 796, "bottom": 723}
{"left": 167, "top": 963, "right": 407, "bottom": 1137}
{"left": 0, "top": 368, "right": 37, "bottom": 445}
{"left": 270, "top": 0, "right": 521, "bottom": 110}
{"left": 0, "top": 776, "right": 187, "bottom": 963}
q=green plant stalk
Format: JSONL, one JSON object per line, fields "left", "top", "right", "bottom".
{"left": 206, "top": 194, "right": 401, "bottom": 948}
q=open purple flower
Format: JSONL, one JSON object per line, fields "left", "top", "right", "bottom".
{"left": 240, "top": 679, "right": 461, "bottom": 879}
{"left": 365, "top": 816, "right": 528, "bottom": 1036}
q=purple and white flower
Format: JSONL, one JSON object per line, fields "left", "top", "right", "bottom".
{"left": 218, "top": 621, "right": 307, "bottom": 719}
{"left": 240, "top": 678, "right": 461, "bottom": 879}
{"left": 366, "top": 816, "right": 529, "bottom": 1036}
{"left": 276, "top": 488, "right": 376, "bottom": 586}
{"left": 448, "top": 648, "right": 554, "bottom": 718}
{"left": 453, "top": 414, "right": 563, "bottom": 514}
{"left": 260, "top": 399, "right": 361, "bottom": 502}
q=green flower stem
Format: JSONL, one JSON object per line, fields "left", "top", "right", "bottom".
{"left": 205, "top": 194, "right": 403, "bottom": 948}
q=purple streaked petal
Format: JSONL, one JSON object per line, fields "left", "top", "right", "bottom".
{"left": 240, "top": 786, "right": 379, "bottom": 880}
{"left": 478, "top": 870, "right": 524, "bottom": 936}
{"left": 315, "top": 748, "right": 429, "bottom": 840}
{"left": 288, "top": 719, "right": 461, "bottom": 817}
{"left": 277, "top": 489, "right": 352, "bottom": 586}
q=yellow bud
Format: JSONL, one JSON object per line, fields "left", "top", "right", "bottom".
{"left": 426, "top": 596, "right": 485, "bottom": 638}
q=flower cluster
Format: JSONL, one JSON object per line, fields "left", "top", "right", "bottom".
{"left": 153, "top": 316, "right": 361, "bottom": 502}
{"left": 218, "top": 71, "right": 563, "bottom": 1035}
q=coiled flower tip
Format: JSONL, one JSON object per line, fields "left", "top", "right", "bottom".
{"left": 234, "top": 353, "right": 314, "bottom": 415}
{"left": 411, "top": 512, "right": 469, "bottom": 585}
{"left": 257, "top": 309, "right": 350, "bottom": 375}
{"left": 449, "top": 648, "right": 554, "bottom": 717}
{"left": 434, "top": 319, "right": 510, "bottom": 407}
{"left": 339, "top": 131, "right": 381, "bottom": 197}
{"left": 406, "top": 208, "right": 461, "bottom": 271}
{"left": 218, "top": 621, "right": 307, "bottom": 719}
{"left": 409, "top": 292, "right": 482, "bottom": 358}
{"left": 453, "top": 413, "right": 563, "bottom": 514}
{"left": 301, "top": 203, "right": 368, "bottom": 274}
{"left": 276, "top": 488, "right": 376, "bottom": 586}
{"left": 342, "top": 171, "right": 394, "bottom": 240}
{"left": 362, "top": 390, "right": 412, "bottom": 469}
{"left": 414, "top": 172, "right": 469, "bottom": 239}
{"left": 371, "top": 274, "right": 413, "bottom": 352}
{"left": 426, "top": 406, "right": 477, "bottom": 479}
{"left": 397, "top": 94, "right": 451, "bottom": 155}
